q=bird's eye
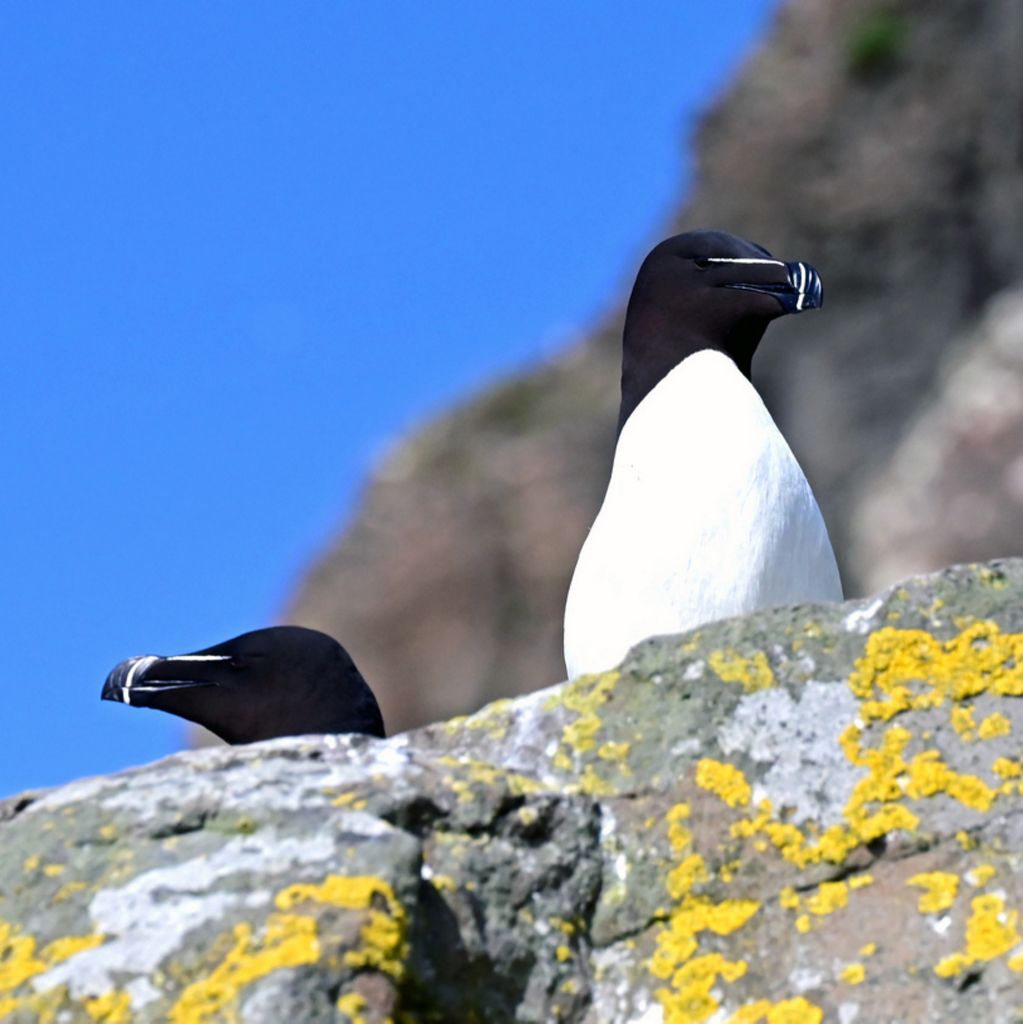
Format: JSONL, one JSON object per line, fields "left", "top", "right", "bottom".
{"left": 229, "top": 657, "right": 245, "bottom": 670}
{"left": 694, "top": 258, "right": 713, "bottom": 270}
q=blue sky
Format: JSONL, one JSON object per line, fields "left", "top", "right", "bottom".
{"left": 0, "top": 2, "right": 777, "bottom": 797}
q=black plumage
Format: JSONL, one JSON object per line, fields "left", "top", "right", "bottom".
{"left": 102, "top": 626, "right": 384, "bottom": 743}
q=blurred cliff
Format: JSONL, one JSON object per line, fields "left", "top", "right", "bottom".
{"left": 285, "top": 0, "right": 1023, "bottom": 733}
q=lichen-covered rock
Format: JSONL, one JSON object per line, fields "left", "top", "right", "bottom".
{"left": 5, "top": 560, "right": 1023, "bottom": 1022}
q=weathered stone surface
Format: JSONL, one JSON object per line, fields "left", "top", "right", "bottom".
{"left": 6, "top": 560, "right": 1023, "bottom": 1021}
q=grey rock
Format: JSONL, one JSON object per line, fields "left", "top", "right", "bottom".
{"left": 5, "top": 559, "right": 1023, "bottom": 1021}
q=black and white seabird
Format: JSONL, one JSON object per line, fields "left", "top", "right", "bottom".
{"left": 563, "top": 230, "right": 842, "bottom": 678}
{"left": 102, "top": 626, "right": 385, "bottom": 743}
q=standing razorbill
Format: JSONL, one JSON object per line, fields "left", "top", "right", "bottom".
{"left": 102, "top": 626, "right": 385, "bottom": 743}
{"left": 563, "top": 230, "right": 841, "bottom": 678}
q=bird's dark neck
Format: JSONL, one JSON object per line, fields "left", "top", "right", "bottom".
{"left": 617, "top": 317, "right": 765, "bottom": 436}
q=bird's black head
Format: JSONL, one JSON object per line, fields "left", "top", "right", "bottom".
{"left": 101, "top": 626, "right": 385, "bottom": 744}
{"left": 618, "top": 229, "right": 823, "bottom": 432}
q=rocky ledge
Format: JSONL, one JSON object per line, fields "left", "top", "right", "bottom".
{"left": 4, "top": 560, "right": 1023, "bottom": 1023}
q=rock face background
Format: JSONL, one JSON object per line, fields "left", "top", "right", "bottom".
{"left": 5, "top": 560, "right": 1023, "bottom": 1022}
{"left": 854, "top": 290, "right": 1023, "bottom": 591}
{"left": 284, "top": 0, "right": 1023, "bottom": 734}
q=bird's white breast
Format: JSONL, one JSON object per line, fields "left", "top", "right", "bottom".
{"left": 563, "top": 349, "right": 841, "bottom": 678}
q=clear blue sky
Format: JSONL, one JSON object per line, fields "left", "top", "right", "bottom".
{"left": 0, "top": 2, "right": 777, "bottom": 798}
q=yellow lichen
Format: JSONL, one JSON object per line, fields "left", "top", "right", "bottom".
{"left": 729, "top": 622, "right": 1023, "bottom": 867}
{"left": 859, "top": 941, "right": 877, "bottom": 957}
{"left": 650, "top": 896, "right": 759, "bottom": 1022}
{"left": 437, "top": 755, "right": 543, "bottom": 800}
{"left": 552, "top": 671, "right": 618, "bottom": 750}
{"left": 848, "top": 621, "right": 1023, "bottom": 724}
{"left": 0, "top": 921, "right": 106, "bottom": 1021}
{"left": 978, "top": 567, "right": 1009, "bottom": 589}
{"left": 805, "top": 881, "right": 848, "bottom": 917}
{"left": 719, "top": 858, "right": 742, "bottom": 883}
{"left": 905, "top": 751, "right": 996, "bottom": 811}
{"left": 336, "top": 991, "right": 369, "bottom": 1023}
{"left": 563, "top": 713, "right": 602, "bottom": 754}
{"left": 279, "top": 876, "right": 407, "bottom": 980}
{"left": 730, "top": 1004, "right": 767, "bottom": 1024}
{"left": 950, "top": 705, "right": 976, "bottom": 738}
{"left": 778, "top": 887, "right": 799, "bottom": 910}
{"left": 934, "top": 893, "right": 1021, "bottom": 978}
{"left": 966, "top": 863, "right": 996, "bottom": 888}
{"left": 732, "top": 721, "right": 925, "bottom": 869}
{"left": 555, "top": 944, "right": 572, "bottom": 962}
{"left": 571, "top": 763, "right": 617, "bottom": 796}
{"left": 708, "top": 648, "right": 775, "bottom": 692}
{"left": 84, "top": 990, "right": 132, "bottom": 1023}
{"left": 40, "top": 933, "right": 104, "bottom": 963}
{"left": 840, "top": 962, "right": 866, "bottom": 984}
{"left": 656, "top": 952, "right": 748, "bottom": 1024}
{"left": 666, "top": 854, "right": 709, "bottom": 902}
{"left": 462, "top": 697, "right": 512, "bottom": 739}
{"left": 0, "top": 988, "right": 66, "bottom": 1023}
{"left": 978, "top": 711, "right": 1011, "bottom": 739}
{"left": 516, "top": 806, "right": 539, "bottom": 827}
{"left": 993, "top": 757, "right": 1022, "bottom": 779}
{"left": 0, "top": 920, "right": 103, "bottom": 995}
{"left": 52, "top": 881, "right": 88, "bottom": 904}
{"left": 170, "top": 874, "right": 406, "bottom": 1024}
{"left": 649, "top": 798, "right": 762, "bottom": 1024}
{"left": 907, "top": 871, "right": 959, "bottom": 913}
{"left": 666, "top": 803, "right": 692, "bottom": 851}
{"left": 695, "top": 759, "right": 751, "bottom": 808}
{"left": 729, "top": 996, "right": 824, "bottom": 1023}
{"left": 598, "top": 740, "right": 631, "bottom": 762}
{"left": 170, "top": 915, "right": 320, "bottom": 1023}
{"left": 0, "top": 920, "right": 46, "bottom": 992}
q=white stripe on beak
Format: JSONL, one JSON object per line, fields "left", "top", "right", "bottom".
{"left": 122, "top": 655, "right": 159, "bottom": 706}
{"left": 796, "top": 263, "right": 810, "bottom": 311}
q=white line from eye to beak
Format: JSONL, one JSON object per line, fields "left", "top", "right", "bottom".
{"left": 162, "top": 655, "right": 233, "bottom": 663}
{"left": 159, "top": 655, "right": 234, "bottom": 664}
{"left": 703, "top": 257, "right": 786, "bottom": 267}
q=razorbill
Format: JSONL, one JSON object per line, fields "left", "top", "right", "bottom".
{"left": 102, "top": 626, "right": 385, "bottom": 743}
{"left": 563, "top": 230, "right": 842, "bottom": 678}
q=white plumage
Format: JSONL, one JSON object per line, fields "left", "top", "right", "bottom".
{"left": 564, "top": 349, "right": 841, "bottom": 678}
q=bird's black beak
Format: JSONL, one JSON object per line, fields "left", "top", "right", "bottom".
{"left": 724, "top": 260, "right": 823, "bottom": 314}
{"left": 101, "top": 654, "right": 229, "bottom": 707}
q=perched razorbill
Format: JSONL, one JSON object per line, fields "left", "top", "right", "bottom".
{"left": 563, "top": 229, "right": 841, "bottom": 678}
{"left": 102, "top": 626, "right": 385, "bottom": 742}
